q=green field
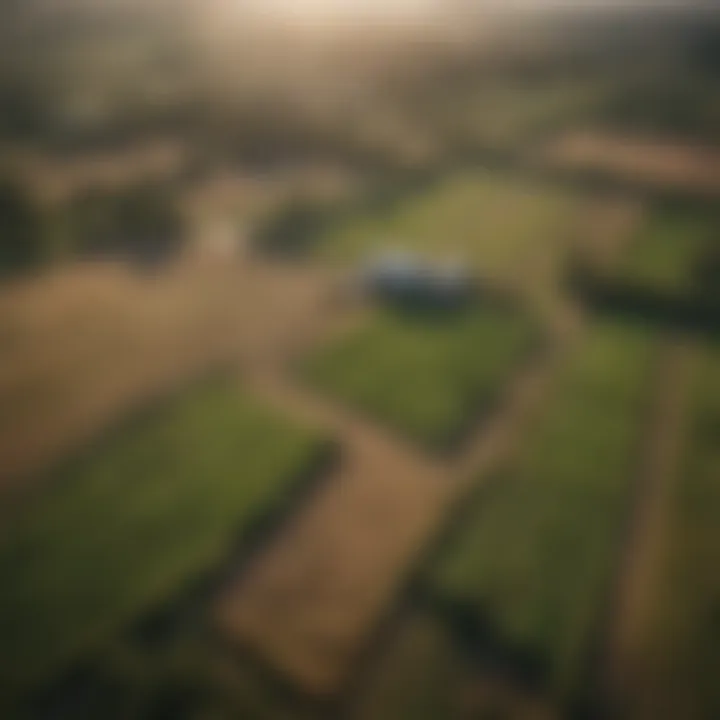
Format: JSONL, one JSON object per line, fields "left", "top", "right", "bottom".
{"left": 642, "top": 344, "right": 720, "bottom": 720}
{"left": 428, "top": 322, "right": 655, "bottom": 699}
{"left": 0, "top": 382, "right": 327, "bottom": 702}
{"left": 455, "top": 81, "right": 612, "bottom": 150}
{"left": 305, "top": 305, "right": 537, "bottom": 448}
{"left": 313, "top": 173, "right": 577, "bottom": 297}
{"left": 351, "top": 613, "right": 463, "bottom": 720}
{"left": 615, "top": 210, "right": 717, "bottom": 298}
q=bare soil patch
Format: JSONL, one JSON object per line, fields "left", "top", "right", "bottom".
{"left": 0, "top": 256, "right": 341, "bottom": 499}
{"left": 540, "top": 131, "right": 720, "bottom": 195}
{"left": 4, "top": 140, "right": 188, "bottom": 204}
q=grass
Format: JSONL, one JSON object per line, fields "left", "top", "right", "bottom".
{"left": 313, "top": 173, "right": 577, "bottom": 298}
{"left": 642, "top": 343, "right": 720, "bottom": 720}
{"left": 428, "top": 322, "right": 655, "bottom": 698}
{"left": 616, "top": 210, "right": 716, "bottom": 297}
{"left": 0, "top": 381, "right": 327, "bottom": 701}
{"left": 351, "top": 613, "right": 463, "bottom": 720}
{"left": 457, "top": 81, "right": 612, "bottom": 150}
{"left": 305, "top": 304, "right": 537, "bottom": 449}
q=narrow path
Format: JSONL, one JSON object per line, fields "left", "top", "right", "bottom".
{"left": 593, "top": 337, "right": 694, "bottom": 719}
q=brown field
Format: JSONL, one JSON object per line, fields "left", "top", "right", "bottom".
{"left": 3, "top": 140, "right": 189, "bottom": 204}
{"left": 0, "top": 255, "right": 342, "bottom": 501}
{"left": 573, "top": 195, "right": 645, "bottom": 273}
{"left": 540, "top": 131, "right": 720, "bottom": 195}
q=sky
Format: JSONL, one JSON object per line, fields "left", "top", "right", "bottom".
{"left": 249, "top": 0, "right": 678, "bottom": 13}
{"left": 238, "top": 0, "right": 700, "bottom": 25}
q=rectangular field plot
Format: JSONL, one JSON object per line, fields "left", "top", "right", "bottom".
{"left": 0, "top": 382, "right": 327, "bottom": 701}
{"left": 456, "top": 81, "right": 611, "bottom": 151}
{"left": 642, "top": 344, "right": 720, "bottom": 720}
{"left": 313, "top": 173, "right": 578, "bottom": 292}
{"left": 304, "top": 305, "right": 537, "bottom": 449}
{"left": 428, "top": 322, "right": 655, "bottom": 699}
{"left": 615, "top": 210, "right": 717, "bottom": 298}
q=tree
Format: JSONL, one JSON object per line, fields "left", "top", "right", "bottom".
{"left": 69, "top": 183, "right": 186, "bottom": 267}
{"left": 0, "top": 179, "right": 44, "bottom": 276}
{"left": 254, "top": 199, "right": 329, "bottom": 257}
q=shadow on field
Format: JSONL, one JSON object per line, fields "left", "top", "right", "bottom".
{"left": 420, "top": 590, "right": 550, "bottom": 693}
{"left": 407, "top": 469, "right": 551, "bottom": 696}
{"left": 573, "top": 277, "right": 720, "bottom": 339}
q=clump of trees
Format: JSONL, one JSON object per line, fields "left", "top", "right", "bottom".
{"left": 0, "top": 180, "right": 46, "bottom": 277}
{"left": 253, "top": 198, "right": 333, "bottom": 258}
{"left": 0, "top": 179, "right": 187, "bottom": 280}
{"left": 65, "top": 183, "right": 186, "bottom": 268}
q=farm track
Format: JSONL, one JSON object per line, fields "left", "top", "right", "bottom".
{"left": 587, "top": 338, "right": 695, "bottom": 719}
{"left": 215, "top": 316, "right": 569, "bottom": 698}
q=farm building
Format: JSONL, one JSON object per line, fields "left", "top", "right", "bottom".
{"left": 360, "top": 250, "right": 476, "bottom": 305}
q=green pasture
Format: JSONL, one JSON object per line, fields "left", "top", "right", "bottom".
{"left": 458, "top": 81, "right": 612, "bottom": 149}
{"left": 616, "top": 210, "right": 717, "bottom": 298}
{"left": 0, "top": 382, "right": 327, "bottom": 702}
{"left": 313, "top": 173, "right": 577, "bottom": 295}
{"left": 429, "top": 322, "right": 655, "bottom": 698}
{"left": 642, "top": 344, "right": 720, "bottom": 720}
{"left": 305, "top": 304, "right": 537, "bottom": 449}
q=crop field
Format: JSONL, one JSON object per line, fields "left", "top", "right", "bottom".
{"left": 0, "top": 257, "right": 339, "bottom": 495}
{"left": 455, "top": 81, "right": 612, "bottom": 150}
{"left": 351, "top": 612, "right": 463, "bottom": 720}
{"left": 304, "top": 304, "right": 537, "bottom": 449}
{"left": 2, "top": 5, "right": 720, "bottom": 718}
{"left": 426, "top": 322, "right": 655, "bottom": 700}
{"left": 540, "top": 131, "right": 720, "bottom": 195}
{"left": 0, "top": 381, "right": 326, "bottom": 707}
{"left": 312, "top": 173, "right": 578, "bottom": 297}
{"left": 613, "top": 210, "right": 717, "bottom": 297}
{"left": 639, "top": 344, "right": 720, "bottom": 720}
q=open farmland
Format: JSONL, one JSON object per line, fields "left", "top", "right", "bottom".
{"left": 0, "top": 381, "right": 327, "bottom": 709}
{"left": 540, "top": 132, "right": 720, "bottom": 196}
{"left": 0, "top": 257, "right": 343, "bottom": 496}
{"left": 312, "top": 173, "right": 578, "bottom": 303}
{"left": 637, "top": 344, "right": 720, "bottom": 720}
{"left": 613, "top": 210, "right": 717, "bottom": 298}
{"left": 420, "top": 80, "right": 612, "bottom": 152}
{"left": 425, "top": 322, "right": 655, "bottom": 703}
{"left": 1, "top": 2, "right": 720, "bottom": 717}
{"left": 304, "top": 305, "right": 537, "bottom": 449}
